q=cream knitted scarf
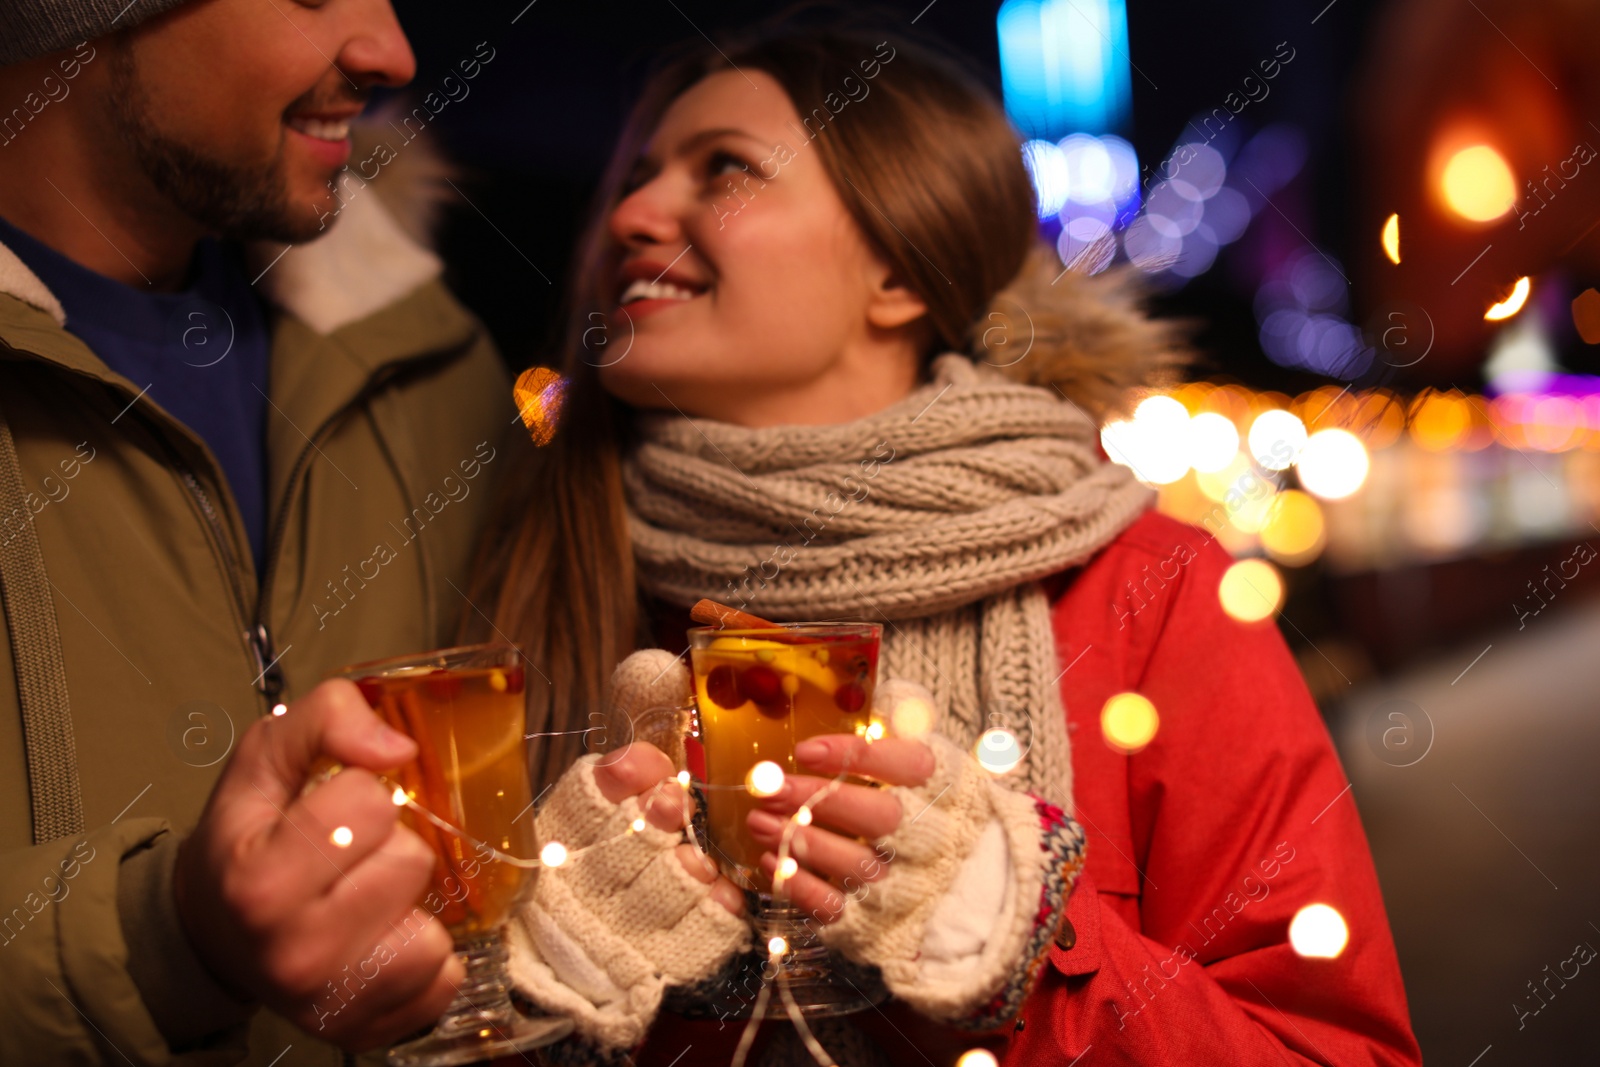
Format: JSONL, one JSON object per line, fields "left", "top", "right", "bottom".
{"left": 625, "top": 354, "right": 1153, "bottom": 812}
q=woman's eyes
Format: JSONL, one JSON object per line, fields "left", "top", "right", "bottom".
{"left": 618, "top": 150, "right": 747, "bottom": 196}
{"left": 706, "top": 151, "right": 751, "bottom": 180}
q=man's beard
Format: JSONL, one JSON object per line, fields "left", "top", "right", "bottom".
{"left": 106, "top": 48, "right": 325, "bottom": 245}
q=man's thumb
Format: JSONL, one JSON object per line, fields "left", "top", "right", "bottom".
{"left": 237, "top": 679, "right": 417, "bottom": 810}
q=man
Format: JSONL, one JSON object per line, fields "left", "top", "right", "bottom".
{"left": 0, "top": 1, "right": 512, "bottom": 1063}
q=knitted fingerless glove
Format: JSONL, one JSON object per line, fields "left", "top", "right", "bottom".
{"left": 504, "top": 651, "right": 751, "bottom": 1052}
{"left": 820, "top": 732, "right": 1086, "bottom": 1028}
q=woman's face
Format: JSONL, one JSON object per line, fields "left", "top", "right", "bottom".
{"left": 597, "top": 69, "right": 929, "bottom": 427}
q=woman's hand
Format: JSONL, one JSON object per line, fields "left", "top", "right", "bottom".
{"left": 747, "top": 734, "right": 934, "bottom": 923}
{"left": 593, "top": 741, "right": 744, "bottom": 916}
{"left": 506, "top": 738, "right": 753, "bottom": 1050}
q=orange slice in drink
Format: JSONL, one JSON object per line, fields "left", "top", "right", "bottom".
{"left": 447, "top": 710, "right": 526, "bottom": 782}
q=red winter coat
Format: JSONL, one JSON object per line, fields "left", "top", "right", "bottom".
{"left": 636, "top": 509, "right": 1423, "bottom": 1066}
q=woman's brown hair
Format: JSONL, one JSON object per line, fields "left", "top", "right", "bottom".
{"left": 465, "top": 15, "right": 1175, "bottom": 788}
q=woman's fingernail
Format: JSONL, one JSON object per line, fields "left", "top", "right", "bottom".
{"left": 747, "top": 810, "right": 783, "bottom": 838}
{"left": 794, "top": 738, "right": 827, "bottom": 765}
{"left": 374, "top": 722, "right": 415, "bottom": 755}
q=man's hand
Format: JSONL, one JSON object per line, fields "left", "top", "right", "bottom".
{"left": 173, "top": 680, "right": 464, "bottom": 1051}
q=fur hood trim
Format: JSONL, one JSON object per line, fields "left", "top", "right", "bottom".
{"left": 971, "top": 243, "right": 1190, "bottom": 423}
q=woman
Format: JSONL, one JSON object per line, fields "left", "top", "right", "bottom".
{"left": 469, "top": 17, "right": 1422, "bottom": 1067}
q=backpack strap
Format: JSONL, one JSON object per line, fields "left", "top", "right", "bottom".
{"left": 0, "top": 397, "right": 83, "bottom": 843}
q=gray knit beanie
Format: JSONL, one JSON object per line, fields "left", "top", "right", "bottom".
{"left": 0, "top": 0, "right": 193, "bottom": 66}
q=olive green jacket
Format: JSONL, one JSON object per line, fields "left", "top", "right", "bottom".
{"left": 0, "top": 188, "right": 511, "bottom": 1065}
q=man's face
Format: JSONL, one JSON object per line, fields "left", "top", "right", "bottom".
{"left": 104, "top": 0, "right": 415, "bottom": 243}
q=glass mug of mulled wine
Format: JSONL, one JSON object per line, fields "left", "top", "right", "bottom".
{"left": 334, "top": 643, "right": 572, "bottom": 1065}
{"left": 687, "top": 622, "right": 883, "bottom": 1017}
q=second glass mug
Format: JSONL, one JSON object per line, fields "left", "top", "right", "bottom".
{"left": 684, "top": 621, "right": 886, "bottom": 1018}
{"left": 330, "top": 642, "right": 572, "bottom": 1067}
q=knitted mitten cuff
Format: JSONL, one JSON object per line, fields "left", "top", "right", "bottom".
{"left": 820, "top": 733, "right": 1086, "bottom": 1026}
{"left": 505, "top": 754, "right": 750, "bottom": 1051}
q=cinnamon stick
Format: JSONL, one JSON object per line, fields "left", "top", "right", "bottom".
{"left": 395, "top": 687, "right": 486, "bottom": 925}
{"left": 690, "top": 598, "right": 780, "bottom": 630}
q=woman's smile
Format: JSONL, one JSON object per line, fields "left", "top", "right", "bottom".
{"left": 616, "top": 258, "right": 710, "bottom": 321}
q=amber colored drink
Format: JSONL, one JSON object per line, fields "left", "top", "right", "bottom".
{"left": 350, "top": 660, "right": 536, "bottom": 936}
{"left": 333, "top": 644, "right": 570, "bottom": 1064}
{"left": 688, "top": 624, "right": 881, "bottom": 887}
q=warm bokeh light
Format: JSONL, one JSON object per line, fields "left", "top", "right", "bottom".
{"left": 1297, "top": 429, "right": 1370, "bottom": 499}
{"left": 1260, "top": 490, "right": 1326, "bottom": 565}
{"left": 1225, "top": 478, "right": 1281, "bottom": 535}
{"left": 1135, "top": 394, "right": 1188, "bottom": 425}
{"left": 1380, "top": 212, "right": 1400, "bottom": 264}
{"left": 1248, "top": 409, "right": 1308, "bottom": 470}
{"left": 540, "top": 841, "right": 569, "bottom": 868}
{"left": 1440, "top": 144, "right": 1517, "bottom": 222}
{"left": 630, "top": 817, "right": 647, "bottom": 833}
{"left": 1353, "top": 390, "right": 1407, "bottom": 450}
{"left": 1103, "top": 394, "right": 1193, "bottom": 485}
{"left": 1484, "top": 276, "right": 1531, "bottom": 321}
{"left": 513, "top": 366, "right": 569, "bottom": 446}
{"left": 746, "top": 760, "right": 786, "bottom": 798}
{"left": 1121, "top": 377, "right": 1600, "bottom": 568}
{"left": 1218, "top": 558, "right": 1283, "bottom": 622}
{"left": 1409, "top": 391, "right": 1472, "bottom": 451}
{"left": 1101, "top": 692, "right": 1160, "bottom": 753}
{"left": 874, "top": 678, "right": 936, "bottom": 739}
{"left": 676, "top": 770, "right": 691, "bottom": 788}
{"left": 890, "top": 697, "right": 932, "bottom": 738}
{"left": 956, "top": 1052, "right": 1000, "bottom": 1067}
{"left": 976, "top": 727, "right": 1024, "bottom": 773}
{"left": 330, "top": 826, "right": 353, "bottom": 848}
{"left": 795, "top": 806, "right": 813, "bottom": 827}
{"left": 777, "top": 856, "right": 799, "bottom": 879}
{"left": 1196, "top": 451, "right": 1254, "bottom": 503}
{"left": 271, "top": 703, "right": 288, "bottom": 717}
{"left": 1289, "top": 903, "right": 1350, "bottom": 958}
{"left": 1187, "top": 411, "right": 1241, "bottom": 473}
{"left": 390, "top": 787, "right": 408, "bottom": 807}
{"left": 1573, "top": 287, "right": 1600, "bottom": 344}
{"left": 768, "top": 935, "right": 789, "bottom": 956}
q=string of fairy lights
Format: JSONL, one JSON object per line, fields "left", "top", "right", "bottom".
{"left": 304, "top": 663, "right": 1351, "bottom": 1067}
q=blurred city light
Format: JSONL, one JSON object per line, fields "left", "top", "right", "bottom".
{"left": 1381, "top": 212, "right": 1401, "bottom": 264}
{"left": 1439, "top": 144, "right": 1517, "bottom": 222}
{"left": 1188, "top": 411, "right": 1241, "bottom": 473}
{"left": 1260, "top": 489, "right": 1327, "bottom": 566}
{"left": 1298, "top": 429, "right": 1371, "bottom": 499}
{"left": 1102, "top": 395, "right": 1193, "bottom": 484}
{"left": 1484, "top": 276, "right": 1532, "bottom": 321}
{"left": 1409, "top": 391, "right": 1472, "bottom": 451}
{"left": 1254, "top": 247, "right": 1372, "bottom": 379}
{"left": 1021, "top": 139, "right": 1070, "bottom": 218}
{"left": 1218, "top": 558, "right": 1284, "bottom": 622}
{"left": 998, "top": 0, "right": 1132, "bottom": 140}
{"left": 1249, "top": 409, "right": 1309, "bottom": 470}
